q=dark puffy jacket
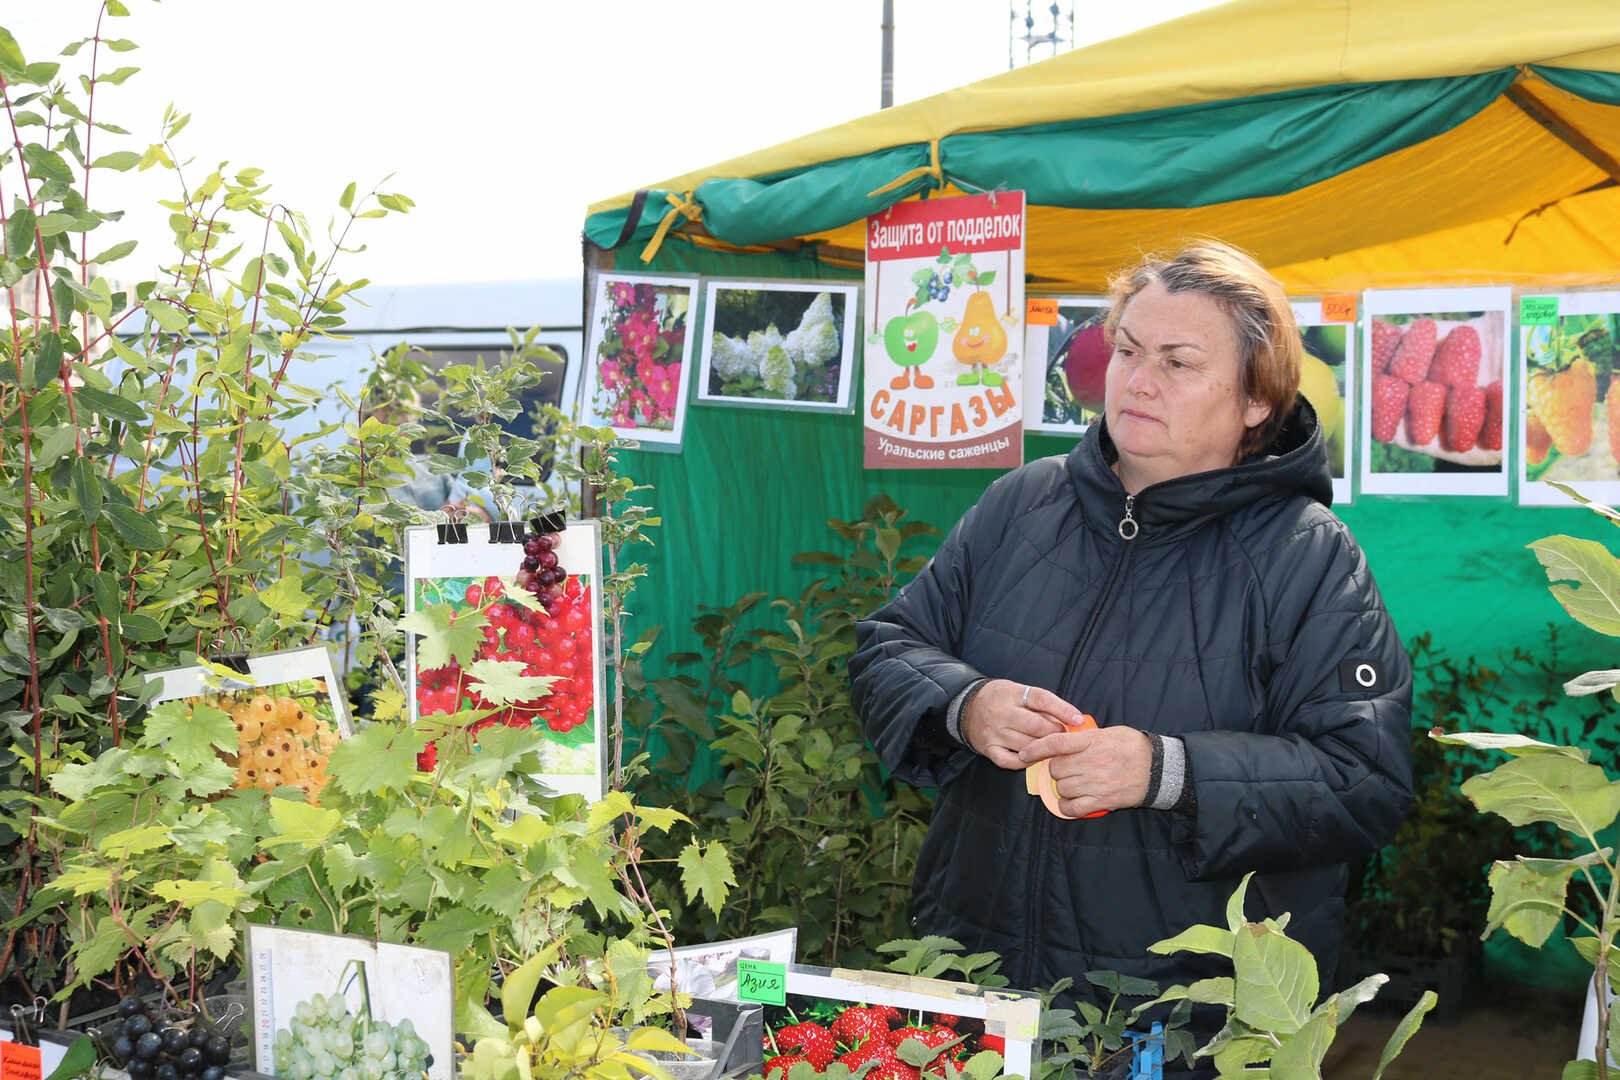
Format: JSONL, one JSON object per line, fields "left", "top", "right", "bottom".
{"left": 850, "top": 399, "right": 1413, "bottom": 1040}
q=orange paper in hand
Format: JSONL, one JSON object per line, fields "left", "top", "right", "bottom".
{"left": 1025, "top": 713, "right": 1107, "bottom": 819}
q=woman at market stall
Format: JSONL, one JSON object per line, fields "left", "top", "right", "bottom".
{"left": 849, "top": 240, "right": 1413, "bottom": 1073}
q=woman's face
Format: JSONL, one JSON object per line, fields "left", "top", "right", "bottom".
{"left": 1104, "top": 281, "right": 1271, "bottom": 492}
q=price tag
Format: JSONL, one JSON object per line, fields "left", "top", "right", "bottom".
{"left": 1026, "top": 298, "right": 1059, "bottom": 326}
{"left": 1319, "top": 294, "right": 1356, "bottom": 323}
{"left": 1521, "top": 296, "right": 1559, "bottom": 327}
{"left": 1, "top": 1041, "right": 43, "bottom": 1080}
{"left": 736, "top": 959, "right": 787, "bottom": 1005}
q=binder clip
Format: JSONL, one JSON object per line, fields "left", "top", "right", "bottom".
{"left": 435, "top": 504, "right": 469, "bottom": 545}
{"left": 488, "top": 520, "right": 527, "bottom": 544}
{"left": 530, "top": 509, "right": 566, "bottom": 537}
{"left": 209, "top": 626, "right": 252, "bottom": 675}
{"left": 8, "top": 996, "right": 45, "bottom": 1046}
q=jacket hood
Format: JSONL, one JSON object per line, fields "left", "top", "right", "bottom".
{"left": 1067, "top": 394, "right": 1332, "bottom": 542}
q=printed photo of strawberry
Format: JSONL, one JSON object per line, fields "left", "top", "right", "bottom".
{"left": 1405, "top": 380, "right": 1446, "bottom": 446}
{"left": 1443, "top": 384, "right": 1486, "bottom": 453}
{"left": 1480, "top": 380, "right": 1503, "bottom": 451}
{"left": 1370, "top": 318, "right": 1402, "bottom": 375}
{"left": 1529, "top": 355, "right": 1596, "bottom": 457}
{"left": 773, "top": 1022, "right": 836, "bottom": 1069}
{"left": 1365, "top": 307, "right": 1507, "bottom": 482}
{"left": 830, "top": 1006, "right": 894, "bottom": 1051}
{"left": 1370, "top": 374, "right": 1409, "bottom": 444}
{"left": 764, "top": 1053, "right": 810, "bottom": 1080}
{"left": 1430, "top": 324, "right": 1481, "bottom": 388}
{"left": 1387, "top": 317, "right": 1437, "bottom": 384}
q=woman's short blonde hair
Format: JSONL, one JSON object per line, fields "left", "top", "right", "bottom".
{"left": 1104, "top": 240, "right": 1301, "bottom": 458}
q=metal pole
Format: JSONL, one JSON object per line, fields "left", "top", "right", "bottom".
{"left": 881, "top": 0, "right": 894, "bottom": 108}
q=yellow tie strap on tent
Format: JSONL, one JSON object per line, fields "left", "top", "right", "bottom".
{"left": 866, "top": 138, "right": 943, "bottom": 200}
{"left": 639, "top": 192, "right": 703, "bottom": 264}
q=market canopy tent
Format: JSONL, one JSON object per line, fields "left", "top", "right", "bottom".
{"left": 580, "top": 0, "right": 1620, "bottom": 992}
{"left": 585, "top": 0, "right": 1620, "bottom": 291}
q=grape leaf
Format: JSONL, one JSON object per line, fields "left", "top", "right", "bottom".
{"left": 170, "top": 807, "right": 239, "bottom": 855}
{"left": 142, "top": 699, "right": 235, "bottom": 768}
{"left": 677, "top": 840, "right": 736, "bottom": 918}
{"left": 327, "top": 722, "right": 430, "bottom": 796}
{"left": 49, "top": 748, "right": 131, "bottom": 800}
{"left": 188, "top": 900, "right": 236, "bottom": 959}
{"left": 152, "top": 878, "right": 244, "bottom": 908}
{"left": 264, "top": 795, "right": 341, "bottom": 848}
{"left": 465, "top": 658, "right": 559, "bottom": 707}
{"left": 370, "top": 684, "right": 406, "bottom": 722}
{"left": 261, "top": 574, "right": 311, "bottom": 618}
{"left": 401, "top": 603, "right": 486, "bottom": 670}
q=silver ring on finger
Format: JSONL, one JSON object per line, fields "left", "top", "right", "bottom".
{"left": 1021, "top": 685, "right": 1033, "bottom": 707}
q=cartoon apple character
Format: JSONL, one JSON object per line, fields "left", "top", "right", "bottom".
{"left": 883, "top": 302, "right": 939, "bottom": 390}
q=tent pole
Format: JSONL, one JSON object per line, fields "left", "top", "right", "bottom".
{"left": 881, "top": 0, "right": 894, "bottom": 109}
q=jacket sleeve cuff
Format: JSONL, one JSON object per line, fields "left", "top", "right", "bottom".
{"left": 1142, "top": 733, "right": 1195, "bottom": 814}
{"left": 944, "top": 678, "right": 990, "bottom": 751}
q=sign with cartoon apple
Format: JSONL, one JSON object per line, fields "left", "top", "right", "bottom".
{"left": 863, "top": 191, "right": 1025, "bottom": 469}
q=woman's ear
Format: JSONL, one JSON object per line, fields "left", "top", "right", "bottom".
{"left": 1242, "top": 397, "right": 1272, "bottom": 430}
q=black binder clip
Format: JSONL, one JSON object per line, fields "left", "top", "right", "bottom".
{"left": 531, "top": 509, "right": 566, "bottom": 537}
{"left": 488, "top": 520, "right": 527, "bottom": 544}
{"left": 209, "top": 626, "right": 251, "bottom": 675}
{"left": 435, "top": 505, "right": 469, "bottom": 545}
{"left": 8, "top": 996, "right": 45, "bottom": 1046}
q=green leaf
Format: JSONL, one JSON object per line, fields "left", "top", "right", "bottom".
{"left": 1484, "top": 857, "right": 1581, "bottom": 946}
{"left": 43, "top": 1036, "right": 98, "bottom": 1080}
{"left": 400, "top": 603, "right": 487, "bottom": 670}
{"left": 1529, "top": 535, "right": 1620, "bottom": 637}
{"left": 339, "top": 181, "right": 356, "bottom": 211}
{"left": 5, "top": 207, "right": 36, "bottom": 257}
{"left": 27, "top": 331, "right": 62, "bottom": 390}
{"left": 465, "top": 658, "right": 559, "bottom": 707}
{"left": 977, "top": 271, "right": 997, "bottom": 286}
{"left": 501, "top": 942, "right": 563, "bottom": 1028}
{"left": 1149, "top": 923, "right": 1233, "bottom": 959}
{"left": 261, "top": 574, "right": 311, "bottom": 618}
{"left": 144, "top": 299, "right": 189, "bottom": 333}
{"left": 1431, "top": 730, "right": 1587, "bottom": 760}
{"left": 265, "top": 797, "right": 341, "bottom": 848}
{"left": 102, "top": 502, "right": 165, "bottom": 549}
{"left": 91, "top": 150, "right": 141, "bottom": 171}
{"left": 143, "top": 699, "right": 235, "bottom": 767}
{"left": 89, "top": 238, "right": 138, "bottom": 265}
{"left": 49, "top": 748, "right": 131, "bottom": 800}
{"left": 326, "top": 722, "right": 428, "bottom": 796}
{"left": 96, "top": 824, "right": 172, "bottom": 857}
{"left": 1270, "top": 1002, "right": 1335, "bottom": 1078}
{"left": 151, "top": 877, "right": 244, "bottom": 908}
{"left": 1461, "top": 753, "right": 1620, "bottom": 837}
{"left": 1563, "top": 1062, "right": 1601, "bottom": 1080}
{"left": 1232, "top": 923, "right": 1317, "bottom": 1036}
{"left": 71, "top": 456, "right": 101, "bottom": 522}
{"left": 677, "top": 840, "right": 736, "bottom": 918}
{"left": 1227, "top": 871, "right": 1254, "bottom": 933}
{"left": 875, "top": 527, "right": 900, "bottom": 562}
{"left": 74, "top": 384, "right": 146, "bottom": 425}
{"left": 1372, "top": 991, "right": 1436, "bottom": 1080}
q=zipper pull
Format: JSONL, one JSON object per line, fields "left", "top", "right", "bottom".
{"left": 1118, "top": 494, "right": 1139, "bottom": 540}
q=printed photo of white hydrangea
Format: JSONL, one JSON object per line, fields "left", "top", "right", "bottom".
{"left": 698, "top": 281, "right": 858, "bottom": 410}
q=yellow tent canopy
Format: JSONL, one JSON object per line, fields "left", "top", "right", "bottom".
{"left": 583, "top": 0, "right": 1620, "bottom": 291}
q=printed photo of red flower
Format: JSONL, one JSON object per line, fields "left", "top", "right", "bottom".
{"left": 586, "top": 274, "right": 697, "bottom": 447}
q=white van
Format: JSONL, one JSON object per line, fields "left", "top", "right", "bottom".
{"left": 284, "top": 277, "right": 585, "bottom": 448}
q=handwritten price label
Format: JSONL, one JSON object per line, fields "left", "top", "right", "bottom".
{"left": 1521, "top": 296, "right": 1559, "bottom": 327}
{"left": 1319, "top": 295, "right": 1356, "bottom": 323}
{"left": 1026, "top": 298, "right": 1059, "bottom": 326}
{"left": 736, "top": 959, "right": 786, "bottom": 1005}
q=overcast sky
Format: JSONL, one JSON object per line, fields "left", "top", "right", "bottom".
{"left": 8, "top": 1, "right": 1223, "bottom": 286}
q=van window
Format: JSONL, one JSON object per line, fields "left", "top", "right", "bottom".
{"left": 403, "top": 344, "right": 568, "bottom": 460}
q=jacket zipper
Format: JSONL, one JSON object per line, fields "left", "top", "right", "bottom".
{"left": 1021, "top": 493, "right": 1140, "bottom": 988}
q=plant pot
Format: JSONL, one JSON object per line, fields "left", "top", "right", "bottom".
{"left": 624, "top": 1037, "right": 721, "bottom": 1080}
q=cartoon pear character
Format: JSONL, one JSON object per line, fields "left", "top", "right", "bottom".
{"left": 883, "top": 300, "right": 939, "bottom": 390}
{"left": 953, "top": 290, "right": 1009, "bottom": 386}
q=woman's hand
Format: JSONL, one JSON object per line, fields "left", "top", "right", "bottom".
{"left": 1019, "top": 725, "right": 1153, "bottom": 816}
{"left": 960, "top": 681, "right": 1076, "bottom": 769}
